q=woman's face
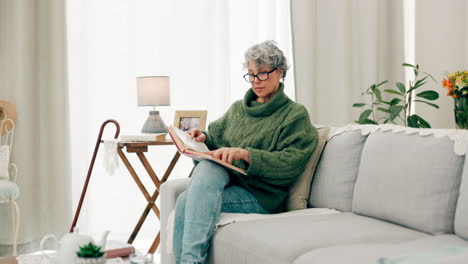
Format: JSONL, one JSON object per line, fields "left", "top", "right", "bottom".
{"left": 247, "top": 61, "right": 283, "bottom": 103}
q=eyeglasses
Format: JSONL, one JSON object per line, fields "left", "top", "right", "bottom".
{"left": 243, "top": 68, "right": 277, "bottom": 83}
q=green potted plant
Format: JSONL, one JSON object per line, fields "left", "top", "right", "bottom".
{"left": 76, "top": 242, "right": 106, "bottom": 264}
{"left": 352, "top": 63, "right": 439, "bottom": 128}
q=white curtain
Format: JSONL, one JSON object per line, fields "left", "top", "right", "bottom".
{"left": 67, "top": 0, "right": 293, "bottom": 251}
{"left": 414, "top": 0, "right": 468, "bottom": 128}
{"left": 291, "top": 0, "right": 405, "bottom": 126}
{"left": 0, "top": 0, "right": 71, "bottom": 255}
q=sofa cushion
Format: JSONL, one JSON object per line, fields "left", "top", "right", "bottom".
{"left": 352, "top": 130, "right": 464, "bottom": 235}
{"left": 454, "top": 143, "right": 468, "bottom": 240}
{"left": 293, "top": 235, "right": 468, "bottom": 264}
{"left": 206, "top": 212, "right": 427, "bottom": 264}
{"left": 308, "top": 129, "right": 368, "bottom": 211}
{"left": 287, "top": 127, "right": 329, "bottom": 211}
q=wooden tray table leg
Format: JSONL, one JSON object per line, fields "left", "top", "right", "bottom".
{"left": 117, "top": 148, "right": 160, "bottom": 216}
{"left": 148, "top": 232, "right": 160, "bottom": 254}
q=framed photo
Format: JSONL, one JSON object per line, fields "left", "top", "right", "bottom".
{"left": 174, "top": 110, "right": 208, "bottom": 131}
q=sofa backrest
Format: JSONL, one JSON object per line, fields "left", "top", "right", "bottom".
{"left": 454, "top": 147, "right": 468, "bottom": 239}
{"left": 308, "top": 128, "right": 368, "bottom": 211}
{"left": 352, "top": 130, "right": 464, "bottom": 235}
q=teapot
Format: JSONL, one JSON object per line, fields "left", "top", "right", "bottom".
{"left": 40, "top": 230, "right": 110, "bottom": 264}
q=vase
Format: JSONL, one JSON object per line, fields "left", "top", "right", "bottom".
{"left": 454, "top": 97, "right": 468, "bottom": 129}
{"left": 76, "top": 256, "right": 106, "bottom": 264}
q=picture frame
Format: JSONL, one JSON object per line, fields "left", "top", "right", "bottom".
{"left": 174, "top": 110, "right": 208, "bottom": 131}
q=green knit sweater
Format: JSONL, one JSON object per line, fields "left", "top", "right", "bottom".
{"left": 204, "top": 83, "right": 318, "bottom": 213}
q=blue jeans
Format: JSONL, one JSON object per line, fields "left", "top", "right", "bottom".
{"left": 173, "top": 160, "right": 269, "bottom": 264}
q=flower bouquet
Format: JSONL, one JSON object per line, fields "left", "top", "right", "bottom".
{"left": 442, "top": 70, "right": 468, "bottom": 128}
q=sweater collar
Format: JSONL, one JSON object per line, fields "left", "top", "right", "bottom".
{"left": 243, "top": 82, "right": 291, "bottom": 117}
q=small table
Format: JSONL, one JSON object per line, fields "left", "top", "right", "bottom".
{"left": 116, "top": 140, "right": 181, "bottom": 254}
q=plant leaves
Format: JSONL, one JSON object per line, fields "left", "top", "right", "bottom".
{"left": 389, "top": 98, "right": 402, "bottom": 105}
{"left": 374, "top": 88, "right": 382, "bottom": 101}
{"left": 414, "top": 100, "right": 439, "bottom": 109}
{"left": 359, "top": 109, "right": 373, "bottom": 122}
{"left": 407, "top": 115, "right": 418, "bottom": 127}
{"left": 402, "top": 63, "right": 416, "bottom": 68}
{"left": 352, "top": 103, "right": 366, "bottom": 107}
{"left": 377, "top": 107, "right": 391, "bottom": 113}
{"left": 77, "top": 242, "right": 105, "bottom": 258}
{"left": 396, "top": 82, "right": 406, "bottom": 94}
{"left": 415, "top": 115, "right": 431, "bottom": 128}
{"left": 375, "top": 80, "right": 389, "bottom": 87}
{"left": 414, "top": 76, "right": 428, "bottom": 87}
{"left": 389, "top": 105, "right": 404, "bottom": 120}
{"left": 416, "top": 90, "right": 439, "bottom": 101}
{"left": 407, "top": 84, "right": 424, "bottom": 94}
{"left": 407, "top": 76, "right": 428, "bottom": 93}
{"left": 407, "top": 114, "right": 431, "bottom": 128}
{"left": 355, "top": 118, "right": 378, "bottom": 125}
{"left": 384, "top": 89, "right": 404, "bottom": 96}
{"left": 378, "top": 100, "right": 391, "bottom": 105}
{"left": 361, "top": 118, "right": 378, "bottom": 125}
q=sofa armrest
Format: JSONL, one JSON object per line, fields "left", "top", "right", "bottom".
{"left": 160, "top": 178, "right": 190, "bottom": 263}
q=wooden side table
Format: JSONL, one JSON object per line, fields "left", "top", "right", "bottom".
{"left": 116, "top": 140, "right": 181, "bottom": 254}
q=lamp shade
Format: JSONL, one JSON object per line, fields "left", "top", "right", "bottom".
{"left": 137, "top": 76, "right": 170, "bottom": 106}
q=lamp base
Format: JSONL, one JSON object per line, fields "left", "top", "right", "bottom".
{"left": 141, "top": 111, "right": 167, "bottom": 133}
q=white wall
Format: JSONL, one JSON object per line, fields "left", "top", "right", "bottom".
{"left": 415, "top": 0, "right": 468, "bottom": 128}
{"left": 291, "top": 0, "right": 405, "bottom": 126}
{"left": 292, "top": 0, "right": 468, "bottom": 128}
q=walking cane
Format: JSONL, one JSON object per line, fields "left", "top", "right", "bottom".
{"left": 70, "top": 119, "right": 120, "bottom": 233}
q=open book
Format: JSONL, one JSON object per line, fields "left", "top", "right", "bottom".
{"left": 167, "top": 126, "right": 247, "bottom": 175}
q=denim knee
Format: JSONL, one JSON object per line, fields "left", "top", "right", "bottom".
{"left": 175, "top": 191, "right": 188, "bottom": 216}
{"left": 190, "top": 160, "right": 229, "bottom": 189}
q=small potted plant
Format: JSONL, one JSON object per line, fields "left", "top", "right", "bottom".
{"left": 76, "top": 242, "right": 106, "bottom": 264}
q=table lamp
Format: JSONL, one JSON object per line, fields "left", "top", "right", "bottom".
{"left": 137, "top": 76, "right": 170, "bottom": 133}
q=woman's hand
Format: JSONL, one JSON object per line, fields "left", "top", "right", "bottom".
{"left": 206, "top": 148, "right": 250, "bottom": 164}
{"left": 187, "top": 128, "right": 206, "bottom": 142}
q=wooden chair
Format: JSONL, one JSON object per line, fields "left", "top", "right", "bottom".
{"left": 0, "top": 118, "right": 19, "bottom": 256}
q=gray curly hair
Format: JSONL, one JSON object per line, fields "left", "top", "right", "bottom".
{"left": 243, "top": 40, "right": 289, "bottom": 79}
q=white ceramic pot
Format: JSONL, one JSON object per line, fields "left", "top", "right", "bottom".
{"left": 76, "top": 256, "right": 107, "bottom": 264}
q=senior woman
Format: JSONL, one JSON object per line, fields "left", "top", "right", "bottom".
{"left": 173, "top": 40, "right": 318, "bottom": 264}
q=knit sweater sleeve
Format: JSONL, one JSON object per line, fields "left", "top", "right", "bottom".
{"left": 245, "top": 107, "right": 318, "bottom": 186}
{"left": 204, "top": 103, "right": 236, "bottom": 150}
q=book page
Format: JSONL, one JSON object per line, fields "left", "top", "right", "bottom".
{"left": 185, "top": 149, "right": 247, "bottom": 175}
{"left": 172, "top": 126, "right": 210, "bottom": 152}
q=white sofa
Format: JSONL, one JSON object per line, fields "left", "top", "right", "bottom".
{"left": 160, "top": 125, "right": 468, "bottom": 264}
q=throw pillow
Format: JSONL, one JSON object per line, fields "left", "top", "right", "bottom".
{"left": 287, "top": 127, "right": 330, "bottom": 211}
{"left": 0, "top": 145, "right": 10, "bottom": 179}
